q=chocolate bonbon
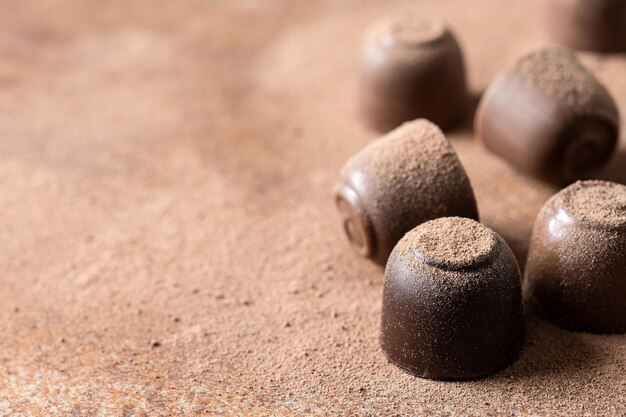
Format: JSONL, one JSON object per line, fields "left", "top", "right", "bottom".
{"left": 525, "top": 180, "right": 626, "bottom": 333}
{"left": 360, "top": 14, "right": 468, "bottom": 132}
{"left": 334, "top": 119, "right": 478, "bottom": 266}
{"left": 475, "top": 48, "right": 619, "bottom": 185}
{"left": 381, "top": 217, "right": 524, "bottom": 380}
{"left": 547, "top": 0, "right": 626, "bottom": 53}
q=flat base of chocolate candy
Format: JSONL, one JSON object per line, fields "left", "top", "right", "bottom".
{"left": 383, "top": 344, "right": 524, "bottom": 381}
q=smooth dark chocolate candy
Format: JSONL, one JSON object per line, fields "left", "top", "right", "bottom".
{"left": 360, "top": 14, "right": 468, "bottom": 132}
{"left": 381, "top": 217, "right": 524, "bottom": 380}
{"left": 475, "top": 48, "right": 619, "bottom": 185}
{"left": 525, "top": 180, "right": 626, "bottom": 333}
{"left": 547, "top": 0, "right": 626, "bottom": 53}
{"left": 334, "top": 119, "right": 478, "bottom": 265}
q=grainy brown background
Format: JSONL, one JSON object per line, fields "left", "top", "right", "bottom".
{"left": 0, "top": 0, "right": 624, "bottom": 415}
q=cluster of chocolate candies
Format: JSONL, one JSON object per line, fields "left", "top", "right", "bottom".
{"left": 334, "top": 3, "right": 626, "bottom": 381}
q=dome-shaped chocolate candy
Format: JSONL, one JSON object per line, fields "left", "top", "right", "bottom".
{"left": 360, "top": 14, "right": 469, "bottom": 132}
{"left": 547, "top": 0, "right": 626, "bottom": 53}
{"left": 334, "top": 119, "right": 478, "bottom": 265}
{"left": 475, "top": 48, "right": 619, "bottom": 185}
{"left": 525, "top": 180, "right": 626, "bottom": 333}
{"left": 381, "top": 217, "right": 524, "bottom": 380}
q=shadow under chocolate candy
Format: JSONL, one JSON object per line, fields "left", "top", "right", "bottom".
{"left": 448, "top": 90, "right": 484, "bottom": 135}
{"left": 593, "top": 146, "right": 626, "bottom": 185}
{"left": 485, "top": 313, "right": 602, "bottom": 382}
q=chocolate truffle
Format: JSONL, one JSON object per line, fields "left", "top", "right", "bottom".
{"left": 547, "top": 0, "right": 626, "bottom": 53}
{"left": 360, "top": 14, "right": 468, "bottom": 132}
{"left": 334, "top": 119, "right": 478, "bottom": 265}
{"left": 381, "top": 217, "right": 524, "bottom": 380}
{"left": 475, "top": 48, "right": 619, "bottom": 185}
{"left": 525, "top": 180, "right": 626, "bottom": 333}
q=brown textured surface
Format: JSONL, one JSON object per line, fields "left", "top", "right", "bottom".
{"left": 559, "top": 180, "right": 626, "bottom": 228}
{"left": 514, "top": 48, "right": 617, "bottom": 117}
{"left": 0, "top": 0, "right": 625, "bottom": 415}
{"left": 405, "top": 217, "right": 497, "bottom": 270}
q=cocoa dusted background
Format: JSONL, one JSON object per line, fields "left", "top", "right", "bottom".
{"left": 0, "top": 0, "right": 624, "bottom": 415}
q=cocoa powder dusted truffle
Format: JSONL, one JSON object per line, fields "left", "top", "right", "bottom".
{"left": 334, "top": 119, "right": 478, "bottom": 265}
{"left": 381, "top": 217, "right": 524, "bottom": 380}
{"left": 547, "top": 0, "right": 626, "bottom": 53}
{"left": 360, "top": 14, "right": 469, "bottom": 132}
{"left": 525, "top": 180, "right": 626, "bottom": 333}
{"left": 475, "top": 48, "right": 619, "bottom": 185}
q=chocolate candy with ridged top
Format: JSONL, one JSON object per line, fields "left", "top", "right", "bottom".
{"left": 334, "top": 119, "right": 478, "bottom": 266}
{"left": 525, "top": 180, "right": 626, "bottom": 333}
{"left": 475, "top": 48, "right": 619, "bottom": 185}
{"left": 381, "top": 217, "right": 524, "bottom": 380}
{"left": 360, "top": 14, "right": 469, "bottom": 132}
{"left": 547, "top": 0, "right": 626, "bottom": 53}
